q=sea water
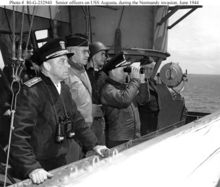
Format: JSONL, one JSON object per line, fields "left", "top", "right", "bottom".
{"left": 182, "top": 74, "right": 220, "bottom": 113}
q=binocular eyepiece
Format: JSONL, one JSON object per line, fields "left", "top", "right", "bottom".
{"left": 123, "top": 66, "right": 145, "bottom": 74}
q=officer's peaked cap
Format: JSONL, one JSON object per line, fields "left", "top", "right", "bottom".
{"left": 65, "top": 33, "right": 89, "bottom": 47}
{"left": 103, "top": 52, "right": 129, "bottom": 73}
{"left": 31, "top": 38, "right": 73, "bottom": 65}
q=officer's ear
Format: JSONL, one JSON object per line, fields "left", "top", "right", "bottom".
{"left": 42, "top": 61, "right": 51, "bottom": 71}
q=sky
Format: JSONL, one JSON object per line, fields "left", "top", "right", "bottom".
{"left": 165, "top": 1, "right": 220, "bottom": 75}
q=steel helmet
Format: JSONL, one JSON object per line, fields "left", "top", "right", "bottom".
{"left": 89, "top": 41, "right": 108, "bottom": 58}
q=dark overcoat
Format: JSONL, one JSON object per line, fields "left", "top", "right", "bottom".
{"left": 10, "top": 73, "right": 97, "bottom": 179}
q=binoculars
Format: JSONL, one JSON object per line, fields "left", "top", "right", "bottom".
{"left": 56, "top": 116, "right": 75, "bottom": 143}
{"left": 123, "top": 66, "right": 145, "bottom": 74}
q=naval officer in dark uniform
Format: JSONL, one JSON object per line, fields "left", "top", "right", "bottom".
{"left": 10, "top": 38, "right": 109, "bottom": 184}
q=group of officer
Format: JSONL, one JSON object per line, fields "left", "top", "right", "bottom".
{"left": 0, "top": 33, "right": 158, "bottom": 184}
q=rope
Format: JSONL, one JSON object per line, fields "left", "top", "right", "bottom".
{"left": 18, "top": 6, "right": 25, "bottom": 61}
{"left": 12, "top": 6, "right": 16, "bottom": 61}
{"left": 49, "top": 6, "right": 54, "bottom": 38}
{"left": 117, "top": 6, "right": 125, "bottom": 28}
{"left": 88, "top": 7, "right": 92, "bottom": 43}
{"left": 27, "top": 6, "right": 37, "bottom": 50}
{"left": 25, "top": 6, "right": 36, "bottom": 54}
{"left": 24, "top": 6, "right": 36, "bottom": 63}
{"left": 85, "top": 7, "right": 90, "bottom": 41}
{"left": 3, "top": 6, "right": 17, "bottom": 187}
{"left": 81, "top": 7, "right": 88, "bottom": 38}
{"left": 3, "top": 6, "right": 13, "bottom": 43}
{"left": 3, "top": 6, "right": 30, "bottom": 186}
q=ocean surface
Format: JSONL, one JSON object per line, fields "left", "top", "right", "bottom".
{"left": 182, "top": 74, "right": 220, "bottom": 113}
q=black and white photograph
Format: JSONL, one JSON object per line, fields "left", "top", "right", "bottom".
{"left": 1, "top": 1, "right": 220, "bottom": 186}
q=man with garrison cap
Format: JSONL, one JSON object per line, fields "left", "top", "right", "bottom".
{"left": 10, "top": 38, "right": 109, "bottom": 184}
{"left": 65, "top": 34, "right": 93, "bottom": 128}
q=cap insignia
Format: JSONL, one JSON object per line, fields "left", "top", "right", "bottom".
{"left": 59, "top": 41, "right": 65, "bottom": 50}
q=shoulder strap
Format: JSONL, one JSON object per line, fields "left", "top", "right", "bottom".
{"left": 24, "top": 77, "right": 42, "bottom": 87}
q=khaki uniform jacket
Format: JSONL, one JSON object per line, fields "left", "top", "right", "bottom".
{"left": 65, "top": 67, "right": 93, "bottom": 125}
{"left": 101, "top": 78, "right": 141, "bottom": 141}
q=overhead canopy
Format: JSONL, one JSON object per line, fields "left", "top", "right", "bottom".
{"left": 0, "top": 6, "right": 69, "bottom": 22}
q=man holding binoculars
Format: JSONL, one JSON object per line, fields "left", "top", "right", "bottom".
{"left": 101, "top": 52, "right": 147, "bottom": 148}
